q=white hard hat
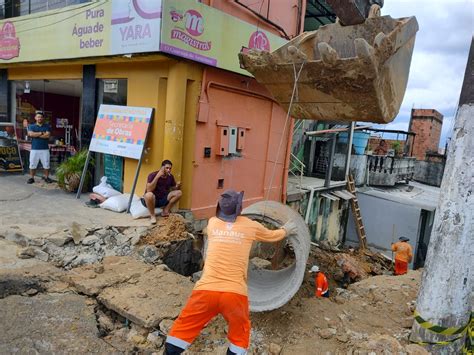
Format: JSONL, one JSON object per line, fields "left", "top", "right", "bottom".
{"left": 309, "top": 265, "right": 320, "bottom": 273}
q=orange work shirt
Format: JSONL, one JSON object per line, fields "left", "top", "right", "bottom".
{"left": 391, "top": 241, "right": 413, "bottom": 263}
{"left": 315, "top": 272, "right": 329, "bottom": 297}
{"left": 195, "top": 216, "right": 286, "bottom": 296}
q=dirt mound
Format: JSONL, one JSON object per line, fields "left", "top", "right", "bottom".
{"left": 293, "top": 245, "right": 392, "bottom": 300}
{"left": 187, "top": 270, "right": 422, "bottom": 354}
{"left": 140, "top": 214, "right": 188, "bottom": 244}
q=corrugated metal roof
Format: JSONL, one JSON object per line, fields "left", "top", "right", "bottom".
{"left": 331, "top": 190, "right": 355, "bottom": 200}
{"left": 321, "top": 192, "right": 339, "bottom": 201}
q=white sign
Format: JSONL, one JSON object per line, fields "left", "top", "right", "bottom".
{"left": 103, "top": 79, "right": 118, "bottom": 93}
{"left": 89, "top": 104, "right": 153, "bottom": 160}
{"left": 110, "top": 0, "right": 162, "bottom": 55}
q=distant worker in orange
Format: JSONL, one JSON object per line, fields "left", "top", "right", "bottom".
{"left": 164, "top": 190, "right": 297, "bottom": 355}
{"left": 391, "top": 236, "right": 413, "bottom": 275}
{"left": 309, "top": 265, "right": 329, "bottom": 297}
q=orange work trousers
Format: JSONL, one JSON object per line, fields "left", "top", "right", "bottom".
{"left": 394, "top": 259, "right": 408, "bottom": 275}
{"left": 168, "top": 290, "right": 250, "bottom": 352}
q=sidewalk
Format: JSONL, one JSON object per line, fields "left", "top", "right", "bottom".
{"left": 0, "top": 174, "right": 149, "bottom": 237}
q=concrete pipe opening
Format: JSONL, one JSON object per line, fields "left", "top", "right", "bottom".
{"left": 242, "top": 201, "right": 310, "bottom": 312}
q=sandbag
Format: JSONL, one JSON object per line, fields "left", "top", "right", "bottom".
{"left": 93, "top": 176, "right": 121, "bottom": 198}
{"left": 100, "top": 194, "right": 138, "bottom": 213}
{"left": 130, "top": 198, "right": 162, "bottom": 219}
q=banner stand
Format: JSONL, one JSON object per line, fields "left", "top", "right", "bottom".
{"left": 76, "top": 150, "right": 92, "bottom": 200}
{"left": 76, "top": 105, "right": 154, "bottom": 215}
{"left": 127, "top": 151, "right": 145, "bottom": 213}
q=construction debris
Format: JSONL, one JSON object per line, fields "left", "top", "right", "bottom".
{"left": 239, "top": 16, "right": 418, "bottom": 123}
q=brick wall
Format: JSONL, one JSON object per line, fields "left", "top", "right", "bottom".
{"left": 409, "top": 109, "right": 444, "bottom": 160}
{"left": 368, "top": 137, "right": 405, "bottom": 155}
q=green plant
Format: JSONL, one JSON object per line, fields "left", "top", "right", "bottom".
{"left": 56, "top": 150, "right": 94, "bottom": 192}
{"left": 391, "top": 141, "right": 402, "bottom": 155}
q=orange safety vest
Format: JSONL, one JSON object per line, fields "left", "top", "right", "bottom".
{"left": 315, "top": 272, "right": 329, "bottom": 297}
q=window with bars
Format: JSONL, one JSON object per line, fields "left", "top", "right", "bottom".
{"left": 1, "top": 0, "right": 90, "bottom": 19}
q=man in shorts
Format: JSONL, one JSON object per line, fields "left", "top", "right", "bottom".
{"left": 163, "top": 190, "right": 298, "bottom": 355}
{"left": 27, "top": 111, "right": 52, "bottom": 184}
{"left": 142, "top": 159, "right": 182, "bottom": 224}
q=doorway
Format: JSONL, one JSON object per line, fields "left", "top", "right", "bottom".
{"left": 94, "top": 78, "right": 128, "bottom": 191}
{"left": 12, "top": 79, "right": 82, "bottom": 174}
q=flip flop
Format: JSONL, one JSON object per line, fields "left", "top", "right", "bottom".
{"left": 161, "top": 212, "right": 170, "bottom": 218}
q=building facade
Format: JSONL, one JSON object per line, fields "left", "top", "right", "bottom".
{"left": 408, "top": 108, "right": 443, "bottom": 160}
{"left": 0, "top": 0, "right": 323, "bottom": 222}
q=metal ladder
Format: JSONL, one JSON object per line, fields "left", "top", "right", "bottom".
{"left": 347, "top": 174, "right": 368, "bottom": 249}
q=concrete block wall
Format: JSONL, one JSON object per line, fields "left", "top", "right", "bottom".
{"left": 414, "top": 160, "right": 445, "bottom": 187}
{"left": 332, "top": 153, "right": 367, "bottom": 185}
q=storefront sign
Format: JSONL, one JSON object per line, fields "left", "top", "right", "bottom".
{"left": 0, "top": 123, "right": 23, "bottom": 172}
{"left": 0, "top": 0, "right": 162, "bottom": 63}
{"left": 89, "top": 104, "right": 153, "bottom": 160}
{"left": 160, "top": 0, "right": 287, "bottom": 75}
{"left": 103, "top": 79, "right": 119, "bottom": 93}
{"left": 104, "top": 154, "right": 123, "bottom": 192}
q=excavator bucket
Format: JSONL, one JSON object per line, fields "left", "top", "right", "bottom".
{"left": 239, "top": 16, "right": 418, "bottom": 123}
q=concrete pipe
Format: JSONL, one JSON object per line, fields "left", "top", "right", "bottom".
{"left": 242, "top": 201, "right": 311, "bottom": 312}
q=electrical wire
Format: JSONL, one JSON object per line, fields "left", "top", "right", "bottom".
{"left": 0, "top": 0, "right": 106, "bottom": 29}
{"left": 7, "top": 0, "right": 108, "bottom": 36}
{"left": 263, "top": 59, "right": 306, "bottom": 216}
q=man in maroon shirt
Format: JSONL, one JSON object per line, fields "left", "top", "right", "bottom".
{"left": 142, "top": 159, "right": 182, "bottom": 224}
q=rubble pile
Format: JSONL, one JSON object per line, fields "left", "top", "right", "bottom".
{"left": 1, "top": 214, "right": 199, "bottom": 273}
{"left": 187, "top": 270, "right": 425, "bottom": 354}
{"left": 1, "top": 218, "right": 428, "bottom": 354}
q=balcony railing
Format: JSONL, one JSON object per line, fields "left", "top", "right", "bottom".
{"left": 367, "top": 155, "right": 415, "bottom": 186}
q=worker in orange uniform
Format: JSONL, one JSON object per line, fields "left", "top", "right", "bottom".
{"left": 164, "top": 190, "right": 297, "bottom": 355}
{"left": 309, "top": 265, "right": 329, "bottom": 297}
{"left": 391, "top": 236, "right": 413, "bottom": 275}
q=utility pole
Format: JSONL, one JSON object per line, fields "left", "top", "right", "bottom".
{"left": 410, "top": 38, "right": 474, "bottom": 353}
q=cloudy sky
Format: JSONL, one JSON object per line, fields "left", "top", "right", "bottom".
{"left": 378, "top": 0, "right": 473, "bottom": 147}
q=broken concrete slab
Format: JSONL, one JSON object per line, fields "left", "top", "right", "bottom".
{"left": 97, "top": 265, "right": 193, "bottom": 328}
{"left": 2, "top": 229, "right": 30, "bottom": 247}
{"left": 70, "top": 221, "right": 88, "bottom": 244}
{"left": 0, "top": 293, "right": 114, "bottom": 353}
{"left": 64, "top": 256, "right": 152, "bottom": 296}
{"left": 82, "top": 235, "right": 99, "bottom": 246}
{"left": 16, "top": 246, "right": 49, "bottom": 261}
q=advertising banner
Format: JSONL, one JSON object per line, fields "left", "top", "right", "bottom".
{"left": 160, "top": 0, "right": 287, "bottom": 75}
{"left": 0, "top": 123, "right": 23, "bottom": 172}
{"left": 89, "top": 104, "right": 153, "bottom": 160}
{"left": 0, "top": 0, "right": 162, "bottom": 64}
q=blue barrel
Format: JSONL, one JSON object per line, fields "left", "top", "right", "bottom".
{"left": 338, "top": 131, "right": 370, "bottom": 155}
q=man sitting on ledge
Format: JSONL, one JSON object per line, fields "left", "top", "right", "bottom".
{"left": 142, "top": 159, "right": 181, "bottom": 224}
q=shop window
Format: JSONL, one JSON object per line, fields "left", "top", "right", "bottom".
{"left": 12, "top": 79, "right": 82, "bottom": 174}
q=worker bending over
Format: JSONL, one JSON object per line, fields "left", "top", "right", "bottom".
{"left": 309, "top": 265, "right": 329, "bottom": 297}
{"left": 391, "top": 236, "right": 413, "bottom": 275}
{"left": 164, "top": 190, "right": 297, "bottom": 355}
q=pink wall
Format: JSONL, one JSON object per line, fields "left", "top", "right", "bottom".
{"left": 191, "top": 67, "right": 291, "bottom": 219}
{"left": 203, "top": 0, "right": 304, "bottom": 38}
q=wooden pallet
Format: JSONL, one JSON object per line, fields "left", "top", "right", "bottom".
{"left": 347, "top": 174, "right": 368, "bottom": 249}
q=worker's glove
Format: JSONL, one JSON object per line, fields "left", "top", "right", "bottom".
{"left": 283, "top": 220, "right": 298, "bottom": 236}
